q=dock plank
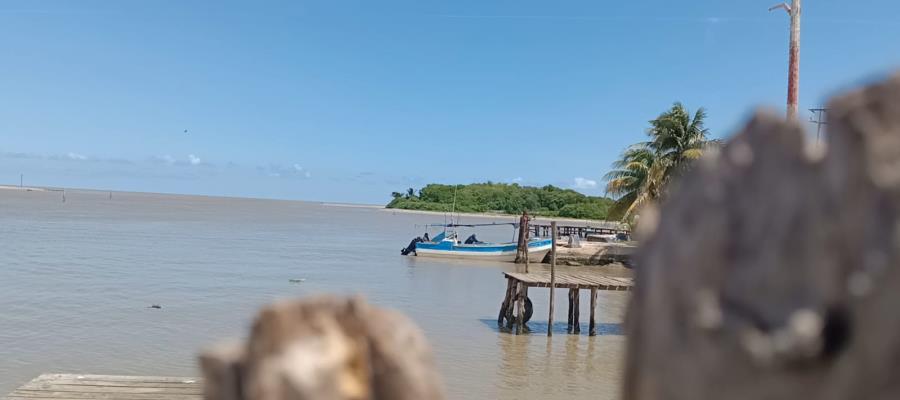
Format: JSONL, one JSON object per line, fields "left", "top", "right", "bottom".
{"left": 504, "top": 270, "right": 633, "bottom": 291}
{"left": 5, "top": 375, "right": 202, "bottom": 400}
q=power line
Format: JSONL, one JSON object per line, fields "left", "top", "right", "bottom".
{"left": 808, "top": 108, "right": 828, "bottom": 142}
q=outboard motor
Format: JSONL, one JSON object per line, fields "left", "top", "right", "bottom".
{"left": 401, "top": 237, "right": 424, "bottom": 256}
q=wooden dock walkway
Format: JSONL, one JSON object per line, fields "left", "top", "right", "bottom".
{"left": 498, "top": 268, "right": 633, "bottom": 336}
{"left": 504, "top": 271, "right": 633, "bottom": 290}
{"left": 530, "top": 222, "right": 630, "bottom": 239}
{"left": 4, "top": 374, "right": 201, "bottom": 400}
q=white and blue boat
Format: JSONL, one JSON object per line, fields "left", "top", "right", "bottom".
{"left": 401, "top": 223, "right": 553, "bottom": 262}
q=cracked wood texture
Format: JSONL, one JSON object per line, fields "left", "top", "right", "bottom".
{"left": 625, "top": 74, "right": 900, "bottom": 400}
{"left": 200, "top": 296, "right": 444, "bottom": 400}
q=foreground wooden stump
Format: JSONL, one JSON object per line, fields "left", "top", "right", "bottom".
{"left": 200, "top": 296, "right": 444, "bottom": 400}
{"left": 625, "top": 74, "right": 900, "bottom": 399}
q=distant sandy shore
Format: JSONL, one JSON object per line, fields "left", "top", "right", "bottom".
{"left": 379, "top": 206, "right": 626, "bottom": 227}
{"left": 0, "top": 185, "right": 48, "bottom": 192}
{"left": 321, "top": 202, "right": 384, "bottom": 209}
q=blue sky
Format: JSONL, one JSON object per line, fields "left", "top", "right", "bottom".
{"left": 2, "top": 0, "right": 899, "bottom": 204}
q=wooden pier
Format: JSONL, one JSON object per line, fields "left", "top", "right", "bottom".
{"left": 4, "top": 374, "right": 201, "bottom": 400}
{"left": 504, "top": 220, "right": 634, "bottom": 336}
{"left": 530, "top": 222, "right": 630, "bottom": 239}
{"left": 497, "top": 269, "right": 633, "bottom": 336}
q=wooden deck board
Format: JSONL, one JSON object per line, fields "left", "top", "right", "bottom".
{"left": 504, "top": 271, "right": 633, "bottom": 291}
{"left": 5, "top": 375, "right": 202, "bottom": 400}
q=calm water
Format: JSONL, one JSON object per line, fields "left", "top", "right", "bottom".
{"left": 0, "top": 189, "right": 628, "bottom": 399}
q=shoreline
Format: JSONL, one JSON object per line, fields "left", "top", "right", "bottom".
{"left": 380, "top": 206, "right": 627, "bottom": 227}
{"left": 0, "top": 185, "right": 48, "bottom": 192}
{"left": 0, "top": 183, "right": 623, "bottom": 228}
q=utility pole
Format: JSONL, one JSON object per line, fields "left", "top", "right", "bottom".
{"left": 20, "top": 173, "right": 23, "bottom": 187}
{"left": 770, "top": 0, "right": 802, "bottom": 120}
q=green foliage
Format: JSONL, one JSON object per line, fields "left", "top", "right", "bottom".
{"left": 386, "top": 183, "right": 614, "bottom": 220}
{"left": 605, "top": 102, "right": 717, "bottom": 221}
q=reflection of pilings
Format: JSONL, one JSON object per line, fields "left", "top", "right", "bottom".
{"left": 497, "top": 329, "right": 531, "bottom": 395}
{"left": 564, "top": 334, "right": 580, "bottom": 378}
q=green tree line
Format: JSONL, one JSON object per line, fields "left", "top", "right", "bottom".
{"left": 386, "top": 183, "right": 615, "bottom": 220}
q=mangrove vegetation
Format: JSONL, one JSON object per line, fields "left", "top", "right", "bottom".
{"left": 387, "top": 183, "right": 615, "bottom": 220}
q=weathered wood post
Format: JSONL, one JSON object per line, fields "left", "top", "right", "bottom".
{"left": 589, "top": 287, "right": 598, "bottom": 336}
{"left": 200, "top": 296, "right": 446, "bottom": 400}
{"left": 548, "top": 221, "right": 557, "bottom": 336}
{"left": 625, "top": 75, "right": 900, "bottom": 400}
{"left": 515, "top": 211, "right": 530, "bottom": 264}
{"left": 567, "top": 288, "right": 575, "bottom": 333}
{"left": 515, "top": 282, "right": 525, "bottom": 335}
{"left": 524, "top": 213, "right": 531, "bottom": 273}
{"left": 498, "top": 278, "right": 515, "bottom": 326}
{"left": 573, "top": 288, "right": 581, "bottom": 334}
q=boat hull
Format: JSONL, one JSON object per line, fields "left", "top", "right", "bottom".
{"left": 414, "top": 239, "right": 553, "bottom": 262}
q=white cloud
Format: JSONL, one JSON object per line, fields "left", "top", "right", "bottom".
{"left": 293, "top": 164, "right": 304, "bottom": 172}
{"left": 304, "top": 171, "right": 311, "bottom": 178}
{"left": 512, "top": 177, "right": 523, "bottom": 183}
{"left": 188, "top": 154, "right": 201, "bottom": 165}
{"left": 67, "top": 152, "right": 87, "bottom": 161}
{"left": 573, "top": 177, "right": 598, "bottom": 189}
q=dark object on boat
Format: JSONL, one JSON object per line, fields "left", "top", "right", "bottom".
{"left": 423, "top": 232, "right": 430, "bottom": 242}
{"left": 149, "top": 304, "right": 162, "bottom": 309}
{"left": 464, "top": 234, "right": 483, "bottom": 244}
{"left": 401, "top": 237, "right": 424, "bottom": 256}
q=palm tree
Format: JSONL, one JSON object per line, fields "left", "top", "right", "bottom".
{"left": 605, "top": 102, "right": 712, "bottom": 220}
{"left": 647, "top": 102, "right": 711, "bottom": 182}
{"left": 604, "top": 145, "right": 656, "bottom": 220}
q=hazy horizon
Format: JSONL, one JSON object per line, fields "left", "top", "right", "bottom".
{"left": 3, "top": 0, "right": 900, "bottom": 204}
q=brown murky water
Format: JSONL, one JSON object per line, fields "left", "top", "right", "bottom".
{"left": 0, "top": 189, "right": 628, "bottom": 399}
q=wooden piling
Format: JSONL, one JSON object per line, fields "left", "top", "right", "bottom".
{"left": 548, "top": 221, "right": 557, "bottom": 337}
{"left": 498, "top": 270, "right": 633, "bottom": 336}
{"left": 515, "top": 211, "right": 529, "bottom": 263}
{"left": 515, "top": 282, "right": 525, "bottom": 335}
{"left": 589, "top": 287, "right": 598, "bottom": 336}
{"left": 498, "top": 278, "right": 515, "bottom": 326}
{"left": 573, "top": 289, "right": 581, "bottom": 334}
{"left": 522, "top": 214, "right": 531, "bottom": 272}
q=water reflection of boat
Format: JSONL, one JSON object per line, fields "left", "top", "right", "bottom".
{"left": 401, "top": 223, "right": 552, "bottom": 262}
